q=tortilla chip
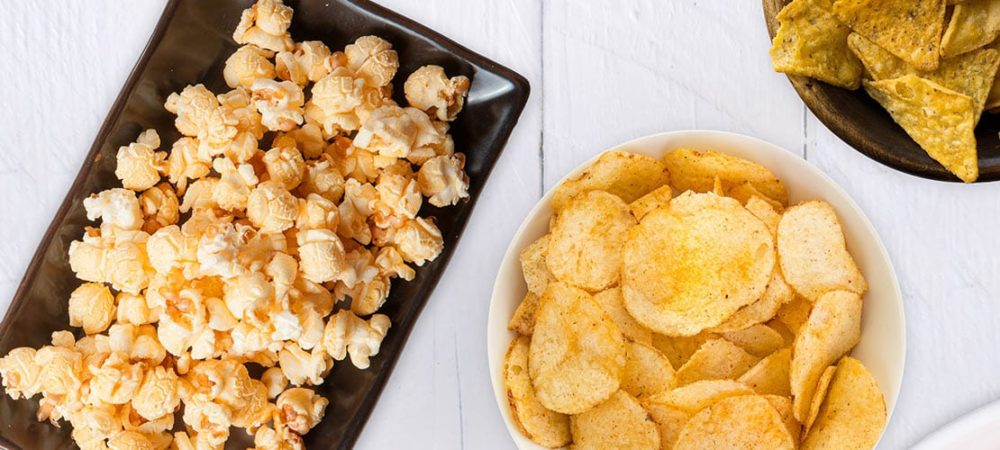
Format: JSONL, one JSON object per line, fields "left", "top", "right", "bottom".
{"left": 802, "top": 357, "right": 888, "bottom": 449}
{"left": 832, "top": 0, "right": 946, "bottom": 71}
{"left": 989, "top": 71, "right": 1000, "bottom": 110}
{"left": 771, "top": 0, "right": 863, "bottom": 89}
{"left": 942, "top": 0, "right": 1000, "bottom": 58}
{"left": 848, "top": 33, "right": 1000, "bottom": 123}
{"left": 864, "top": 75, "right": 979, "bottom": 182}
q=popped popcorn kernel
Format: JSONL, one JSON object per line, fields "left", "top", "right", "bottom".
{"left": 247, "top": 181, "right": 299, "bottom": 233}
{"left": 107, "top": 431, "right": 156, "bottom": 450}
{"left": 263, "top": 140, "right": 306, "bottom": 190}
{"left": 139, "top": 183, "right": 180, "bottom": 234}
{"left": 321, "top": 310, "right": 390, "bottom": 370}
{"left": 295, "top": 193, "right": 339, "bottom": 231}
{"left": 404, "top": 65, "right": 470, "bottom": 122}
{"left": 233, "top": 0, "right": 294, "bottom": 53}
{"left": 276, "top": 41, "right": 336, "bottom": 87}
{"left": 224, "top": 45, "right": 277, "bottom": 89}
{"left": 393, "top": 217, "right": 443, "bottom": 266}
{"left": 344, "top": 36, "right": 399, "bottom": 88}
{"left": 116, "top": 130, "right": 167, "bottom": 191}
{"left": 85, "top": 188, "right": 144, "bottom": 235}
{"left": 298, "top": 157, "right": 346, "bottom": 202}
{"left": 277, "top": 344, "right": 330, "bottom": 386}
{"left": 0, "top": 347, "right": 41, "bottom": 400}
{"left": 276, "top": 388, "right": 327, "bottom": 434}
{"left": 353, "top": 105, "right": 416, "bottom": 159}
{"left": 251, "top": 79, "right": 305, "bottom": 132}
{"left": 68, "top": 282, "right": 116, "bottom": 335}
{"left": 117, "top": 292, "right": 154, "bottom": 326}
{"left": 165, "top": 85, "right": 237, "bottom": 151}
{"left": 296, "top": 229, "right": 347, "bottom": 283}
{"left": 165, "top": 137, "right": 211, "bottom": 195}
{"left": 261, "top": 367, "right": 288, "bottom": 400}
{"left": 417, "top": 154, "right": 470, "bottom": 207}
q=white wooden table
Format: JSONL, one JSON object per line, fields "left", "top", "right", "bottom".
{"left": 1, "top": 1, "right": 997, "bottom": 448}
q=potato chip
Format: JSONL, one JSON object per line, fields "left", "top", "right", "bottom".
{"left": 651, "top": 332, "right": 717, "bottom": 369}
{"left": 767, "top": 319, "right": 796, "bottom": 345}
{"left": 551, "top": 150, "right": 669, "bottom": 211}
{"left": 594, "top": 288, "right": 653, "bottom": 345}
{"left": 622, "top": 341, "right": 676, "bottom": 398}
{"left": 520, "top": 234, "right": 555, "bottom": 296}
{"left": 547, "top": 191, "right": 635, "bottom": 292}
{"left": 777, "top": 200, "right": 868, "bottom": 300}
{"left": 803, "top": 365, "right": 836, "bottom": 434}
{"left": 529, "top": 282, "right": 627, "bottom": 414}
{"left": 622, "top": 192, "right": 774, "bottom": 336}
{"left": 848, "top": 33, "right": 1000, "bottom": 122}
{"left": 864, "top": 75, "right": 979, "bottom": 182}
{"left": 674, "top": 395, "right": 795, "bottom": 450}
{"left": 629, "top": 185, "right": 673, "bottom": 221}
{"left": 508, "top": 292, "right": 540, "bottom": 336}
{"left": 763, "top": 394, "right": 802, "bottom": 443}
{"left": 770, "top": 0, "right": 863, "bottom": 89}
{"left": 802, "top": 357, "right": 887, "bottom": 450}
{"left": 743, "top": 195, "right": 782, "bottom": 233}
{"left": 642, "top": 380, "right": 754, "bottom": 449}
{"left": 739, "top": 348, "right": 792, "bottom": 396}
{"left": 721, "top": 324, "right": 785, "bottom": 357}
{"left": 790, "top": 290, "right": 862, "bottom": 421}
{"left": 831, "top": 0, "right": 946, "bottom": 71}
{"left": 504, "top": 336, "right": 572, "bottom": 448}
{"left": 675, "top": 339, "right": 760, "bottom": 386}
{"left": 726, "top": 183, "right": 784, "bottom": 211}
{"left": 710, "top": 269, "right": 793, "bottom": 334}
{"left": 776, "top": 296, "right": 813, "bottom": 334}
{"left": 941, "top": 0, "right": 1000, "bottom": 58}
{"left": 663, "top": 149, "right": 788, "bottom": 205}
{"left": 571, "top": 391, "right": 660, "bottom": 450}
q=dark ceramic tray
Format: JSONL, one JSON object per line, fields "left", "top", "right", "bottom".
{"left": 763, "top": 0, "right": 1000, "bottom": 183}
{"left": 0, "top": 0, "right": 528, "bottom": 448}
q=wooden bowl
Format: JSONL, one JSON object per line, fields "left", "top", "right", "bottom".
{"left": 762, "top": 0, "right": 1000, "bottom": 183}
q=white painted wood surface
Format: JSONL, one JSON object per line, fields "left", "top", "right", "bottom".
{"left": 0, "top": 0, "right": 997, "bottom": 448}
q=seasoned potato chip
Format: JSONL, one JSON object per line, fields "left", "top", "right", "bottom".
{"left": 595, "top": 288, "right": 653, "bottom": 345}
{"left": 504, "top": 336, "right": 572, "bottom": 448}
{"left": 848, "top": 33, "right": 1000, "bottom": 123}
{"left": 529, "top": 282, "right": 627, "bottom": 414}
{"left": 763, "top": 394, "right": 802, "bottom": 443}
{"left": 791, "top": 290, "right": 862, "bottom": 421}
{"left": 832, "top": 0, "right": 946, "bottom": 71}
{"left": 777, "top": 200, "right": 867, "bottom": 300}
{"left": 941, "top": 0, "right": 1000, "bottom": 58}
{"left": 776, "top": 296, "right": 813, "bottom": 334}
{"left": 674, "top": 395, "right": 795, "bottom": 450}
{"left": 744, "top": 195, "right": 782, "bottom": 233}
{"left": 802, "top": 357, "right": 887, "bottom": 450}
{"left": 551, "top": 150, "right": 669, "bottom": 211}
{"left": 629, "top": 185, "right": 673, "bottom": 221}
{"left": 675, "top": 339, "right": 760, "bottom": 386}
{"left": 642, "top": 380, "right": 754, "bottom": 449}
{"left": 622, "top": 341, "right": 676, "bottom": 398}
{"left": 710, "top": 269, "right": 793, "bottom": 333}
{"left": 508, "top": 292, "right": 541, "bottom": 336}
{"left": 520, "top": 234, "right": 555, "bottom": 296}
{"left": 623, "top": 192, "right": 774, "bottom": 336}
{"left": 739, "top": 348, "right": 792, "bottom": 396}
{"left": 571, "top": 391, "right": 660, "bottom": 450}
{"left": 663, "top": 149, "right": 788, "bottom": 205}
{"left": 804, "top": 365, "right": 837, "bottom": 435}
{"left": 864, "top": 75, "right": 978, "bottom": 182}
{"left": 720, "top": 324, "right": 785, "bottom": 357}
{"left": 547, "top": 191, "right": 635, "bottom": 292}
{"left": 651, "top": 332, "right": 717, "bottom": 369}
{"left": 767, "top": 319, "right": 796, "bottom": 345}
{"left": 770, "top": 0, "right": 863, "bottom": 89}
{"left": 727, "top": 183, "right": 784, "bottom": 211}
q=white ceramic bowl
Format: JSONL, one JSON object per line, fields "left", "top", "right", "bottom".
{"left": 487, "top": 130, "right": 905, "bottom": 449}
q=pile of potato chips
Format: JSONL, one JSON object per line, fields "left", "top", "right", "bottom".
{"left": 770, "top": 0, "right": 1000, "bottom": 183}
{"left": 504, "top": 149, "right": 887, "bottom": 449}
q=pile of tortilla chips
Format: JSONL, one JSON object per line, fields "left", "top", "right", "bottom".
{"left": 504, "top": 149, "right": 888, "bottom": 449}
{"left": 770, "top": 0, "right": 1000, "bottom": 183}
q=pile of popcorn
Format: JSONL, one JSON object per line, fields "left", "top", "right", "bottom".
{"left": 0, "top": 0, "right": 471, "bottom": 448}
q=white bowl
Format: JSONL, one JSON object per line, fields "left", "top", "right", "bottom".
{"left": 487, "top": 130, "right": 905, "bottom": 449}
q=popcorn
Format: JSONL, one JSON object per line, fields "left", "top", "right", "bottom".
{"left": 263, "top": 139, "right": 306, "bottom": 190}
{"left": 296, "top": 229, "right": 347, "bottom": 283}
{"left": 375, "top": 246, "right": 415, "bottom": 281}
{"left": 230, "top": 379, "right": 273, "bottom": 432}
{"left": 233, "top": 0, "right": 294, "bottom": 53}
{"left": 271, "top": 310, "right": 303, "bottom": 342}
{"left": 205, "top": 297, "right": 238, "bottom": 332}
{"left": 275, "top": 388, "right": 327, "bottom": 434}
{"left": 353, "top": 105, "right": 417, "bottom": 159}
{"left": 251, "top": 79, "right": 305, "bottom": 132}
{"left": 277, "top": 344, "right": 330, "bottom": 386}
{"left": 165, "top": 137, "right": 211, "bottom": 195}
{"left": 224, "top": 272, "right": 273, "bottom": 321}
{"left": 295, "top": 193, "right": 339, "bottom": 231}
{"left": 107, "top": 431, "right": 157, "bottom": 450}
{"left": 84, "top": 188, "right": 144, "bottom": 234}
{"left": 181, "top": 399, "right": 231, "bottom": 446}
{"left": 116, "top": 130, "right": 166, "bottom": 191}
{"left": 117, "top": 292, "right": 153, "bottom": 325}
{"left": 139, "top": 183, "right": 180, "bottom": 233}
{"left": 147, "top": 225, "right": 198, "bottom": 278}
{"left": 280, "top": 122, "right": 325, "bottom": 159}
{"left": 157, "top": 289, "right": 208, "bottom": 356}
{"left": 307, "top": 67, "right": 387, "bottom": 135}
{"left": 375, "top": 170, "right": 422, "bottom": 219}
{"left": 299, "top": 157, "right": 345, "bottom": 202}
{"left": 261, "top": 367, "right": 288, "bottom": 400}
{"left": 247, "top": 181, "right": 299, "bottom": 233}
{"left": 70, "top": 404, "right": 122, "bottom": 441}
{"left": 131, "top": 365, "right": 181, "bottom": 422}
{"left": 197, "top": 222, "right": 246, "bottom": 279}
{"left": 321, "top": 310, "right": 390, "bottom": 370}
{"left": 344, "top": 36, "right": 399, "bottom": 88}
{"left": 88, "top": 352, "right": 144, "bottom": 405}
{"left": 165, "top": 85, "right": 237, "bottom": 152}
{"left": 276, "top": 41, "right": 338, "bottom": 86}
{"left": 393, "top": 217, "right": 444, "bottom": 266}
{"left": 252, "top": 422, "right": 304, "bottom": 450}
{"left": 403, "top": 65, "right": 470, "bottom": 122}
{"left": 337, "top": 179, "right": 378, "bottom": 245}
{"left": 224, "top": 45, "right": 277, "bottom": 89}
{"left": 212, "top": 158, "right": 259, "bottom": 212}
{"left": 417, "top": 154, "right": 470, "bottom": 207}
{"left": 0, "top": 347, "right": 41, "bottom": 400}
{"left": 68, "top": 283, "right": 116, "bottom": 335}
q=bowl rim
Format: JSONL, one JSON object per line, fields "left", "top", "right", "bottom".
{"left": 486, "top": 129, "right": 906, "bottom": 449}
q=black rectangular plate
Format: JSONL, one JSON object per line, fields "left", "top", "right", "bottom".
{"left": 0, "top": 0, "right": 529, "bottom": 448}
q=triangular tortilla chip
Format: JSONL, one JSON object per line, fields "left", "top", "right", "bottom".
{"left": 770, "top": 0, "right": 863, "bottom": 89}
{"left": 942, "top": 0, "right": 1000, "bottom": 58}
{"left": 832, "top": 0, "right": 946, "bottom": 71}
{"left": 848, "top": 33, "right": 1000, "bottom": 123}
{"left": 864, "top": 75, "right": 979, "bottom": 182}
